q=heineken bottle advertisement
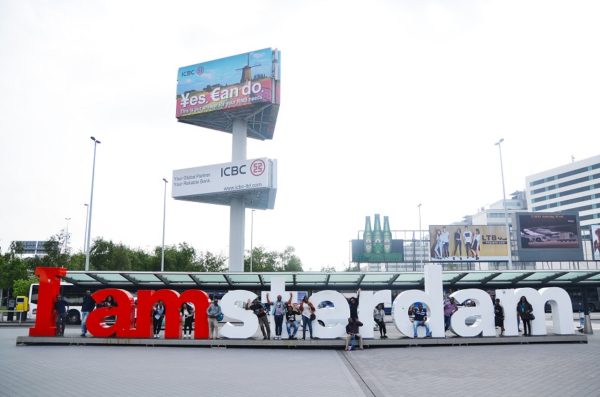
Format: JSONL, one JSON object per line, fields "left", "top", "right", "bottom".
{"left": 352, "top": 214, "right": 404, "bottom": 263}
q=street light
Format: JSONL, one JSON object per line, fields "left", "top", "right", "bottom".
{"left": 85, "top": 136, "right": 101, "bottom": 271}
{"left": 161, "top": 178, "right": 168, "bottom": 272}
{"left": 64, "top": 217, "right": 71, "bottom": 253}
{"left": 250, "top": 209, "right": 255, "bottom": 272}
{"left": 495, "top": 138, "right": 513, "bottom": 269}
{"left": 83, "top": 204, "right": 89, "bottom": 253}
{"left": 417, "top": 203, "right": 423, "bottom": 265}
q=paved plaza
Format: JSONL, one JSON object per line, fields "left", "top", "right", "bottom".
{"left": 1, "top": 321, "right": 599, "bottom": 397}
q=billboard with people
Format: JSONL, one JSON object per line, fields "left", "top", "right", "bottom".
{"left": 590, "top": 224, "right": 600, "bottom": 260}
{"left": 428, "top": 225, "right": 509, "bottom": 261}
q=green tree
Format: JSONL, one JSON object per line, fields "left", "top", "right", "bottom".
{"left": 0, "top": 255, "right": 29, "bottom": 295}
{"left": 320, "top": 266, "right": 336, "bottom": 272}
{"left": 13, "top": 278, "right": 36, "bottom": 297}
{"left": 197, "top": 251, "right": 227, "bottom": 272}
{"left": 244, "top": 246, "right": 303, "bottom": 272}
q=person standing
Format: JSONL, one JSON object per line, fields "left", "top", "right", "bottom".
{"left": 441, "top": 227, "right": 450, "bottom": 258}
{"left": 80, "top": 290, "right": 95, "bottom": 337}
{"left": 300, "top": 295, "right": 315, "bottom": 340}
{"left": 433, "top": 229, "right": 443, "bottom": 259}
{"left": 54, "top": 294, "right": 68, "bottom": 336}
{"left": 206, "top": 298, "right": 222, "bottom": 340}
{"left": 517, "top": 296, "right": 533, "bottom": 336}
{"left": 7, "top": 295, "right": 16, "bottom": 322}
{"left": 247, "top": 298, "right": 270, "bottom": 340}
{"left": 472, "top": 228, "right": 482, "bottom": 260}
{"left": 181, "top": 302, "right": 195, "bottom": 339}
{"left": 463, "top": 227, "right": 473, "bottom": 259}
{"left": 267, "top": 293, "right": 288, "bottom": 340}
{"left": 344, "top": 317, "right": 364, "bottom": 351}
{"left": 443, "top": 297, "right": 458, "bottom": 332}
{"left": 373, "top": 303, "right": 387, "bottom": 338}
{"left": 453, "top": 228, "right": 463, "bottom": 260}
{"left": 152, "top": 300, "right": 165, "bottom": 339}
{"left": 347, "top": 289, "right": 361, "bottom": 320}
{"left": 494, "top": 298, "right": 505, "bottom": 336}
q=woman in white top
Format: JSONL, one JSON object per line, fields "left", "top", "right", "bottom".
{"left": 299, "top": 295, "right": 315, "bottom": 340}
{"left": 373, "top": 303, "right": 387, "bottom": 338}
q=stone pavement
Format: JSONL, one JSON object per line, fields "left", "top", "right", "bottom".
{"left": 1, "top": 323, "right": 600, "bottom": 396}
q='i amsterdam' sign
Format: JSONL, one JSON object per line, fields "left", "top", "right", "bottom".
{"left": 29, "top": 265, "right": 575, "bottom": 339}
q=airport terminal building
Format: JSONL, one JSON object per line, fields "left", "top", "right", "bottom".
{"left": 525, "top": 155, "right": 600, "bottom": 241}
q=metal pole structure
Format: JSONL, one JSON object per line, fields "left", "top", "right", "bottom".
{"left": 418, "top": 203, "right": 422, "bottom": 266}
{"left": 64, "top": 217, "right": 71, "bottom": 253}
{"left": 83, "top": 204, "right": 89, "bottom": 253}
{"left": 229, "top": 118, "right": 247, "bottom": 272}
{"left": 250, "top": 209, "right": 255, "bottom": 272}
{"left": 495, "top": 138, "right": 513, "bottom": 270}
{"left": 85, "top": 136, "right": 101, "bottom": 271}
{"left": 161, "top": 178, "right": 168, "bottom": 272}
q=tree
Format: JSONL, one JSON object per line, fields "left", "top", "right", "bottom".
{"left": 40, "top": 234, "right": 70, "bottom": 267}
{"left": 244, "top": 246, "right": 303, "bottom": 272}
{"left": 13, "top": 278, "right": 36, "bottom": 297}
{"left": 320, "top": 266, "right": 336, "bottom": 272}
{"left": 0, "top": 254, "right": 29, "bottom": 296}
{"left": 197, "top": 251, "right": 227, "bottom": 272}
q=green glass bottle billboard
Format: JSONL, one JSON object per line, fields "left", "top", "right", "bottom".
{"left": 352, "top": 214, "right": 404, "bottom": 263}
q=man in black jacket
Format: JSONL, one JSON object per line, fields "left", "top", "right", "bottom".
{"left": 55, "top": 295, "right": 69, "bottom": 336}
{"left": 80, "top": 290, "right": 95, "bottom": 337}
{"left": 344, "top": 317, "right": 363, "bottom": 351}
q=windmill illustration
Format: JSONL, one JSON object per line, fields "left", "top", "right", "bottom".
{"left": 236, "top": 53, "right": 261, "bottom": 83}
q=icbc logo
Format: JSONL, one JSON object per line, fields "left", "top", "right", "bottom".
{"left": 250, "top": 159, "right": 265, "bottom": 176}
{"left": 220, "top": 165, "right": 246, "bottom": 177}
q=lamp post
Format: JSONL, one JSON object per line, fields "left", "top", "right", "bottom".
{"left": 83, "top": 204, "right": 89, "bottom": 253}
{"left": 417, "top": 203, "right": 423, "bottom": 266}
{"left": 495, "top": 138, "right": 513, "bottom": 270}
{"left": 85, "top": 136, "right": 101, "bottom": 271}
{"left": 250, "top": 209, "right": 255, "bottom": 272}
{"left": 64, "top": 217, "right": 71, "bottom": 253}
{"left": 161, "top": 178, "right": 168, "bottom": 272}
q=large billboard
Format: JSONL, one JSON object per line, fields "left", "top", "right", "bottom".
{"left": 428, "top": 225, "right": 509, "bottom": 261}
{"left": 352, "top": 215, "right": 404, "bottom": 263}
{"left": 176, "top": 48, "right": 281, "bottom": 140}
{"left": 593, "top": 224, "right": 600, "bottom": 261}
{"left": 516, "top": 212, "right": 583, "bottom": 261}
{"left": 518, "top": 213, "right": 579, "bottom": 249}
{"left": 172, "top": 158, "right": 277, "bottom": 209}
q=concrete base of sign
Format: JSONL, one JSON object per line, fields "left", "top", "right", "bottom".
{"left": 16, "top": 334, "right": 587, "bottom": 348}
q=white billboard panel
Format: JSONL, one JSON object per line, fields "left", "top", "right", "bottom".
{"left": 172, "top": 158, "right": 277, "bottom": 209}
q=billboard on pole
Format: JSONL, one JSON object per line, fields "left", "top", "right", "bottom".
{"left": 176, "top": 48, "right": 281, "bottom": 140}
{"left": 352, "top": 215, "right": 404, "bottom": 263}
{"left": 428, "top": 225, "right": 509, "bottom": 261}
{"left": 516, "top": 212, "right": 583, "bottom": 261}
{"left": 172, "top": 158, "right": 277, "bottom": 209}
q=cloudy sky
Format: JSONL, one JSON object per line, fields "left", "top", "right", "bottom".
{"left": 1, "top": 1, "right": 599, "bottom": 270}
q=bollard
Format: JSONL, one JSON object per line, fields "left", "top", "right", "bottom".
{"left": 583, "top": 314, "right": 593, "bottom": 335}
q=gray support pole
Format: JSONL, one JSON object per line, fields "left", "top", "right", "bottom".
{"left": 229, "top": 118, "right": 247, "bottom": 272}
{"left": 85, "top": 137, "right": 100, "bottom": 271}
{"left": 495, "top": 139, "right": 513, "bottom": 270}
{"left": 161, "top": 178, "right": 168, "bottom": 272}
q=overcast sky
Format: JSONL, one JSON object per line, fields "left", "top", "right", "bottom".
{"left": 1, "top": 1, "right": 599, "bottom": 270}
